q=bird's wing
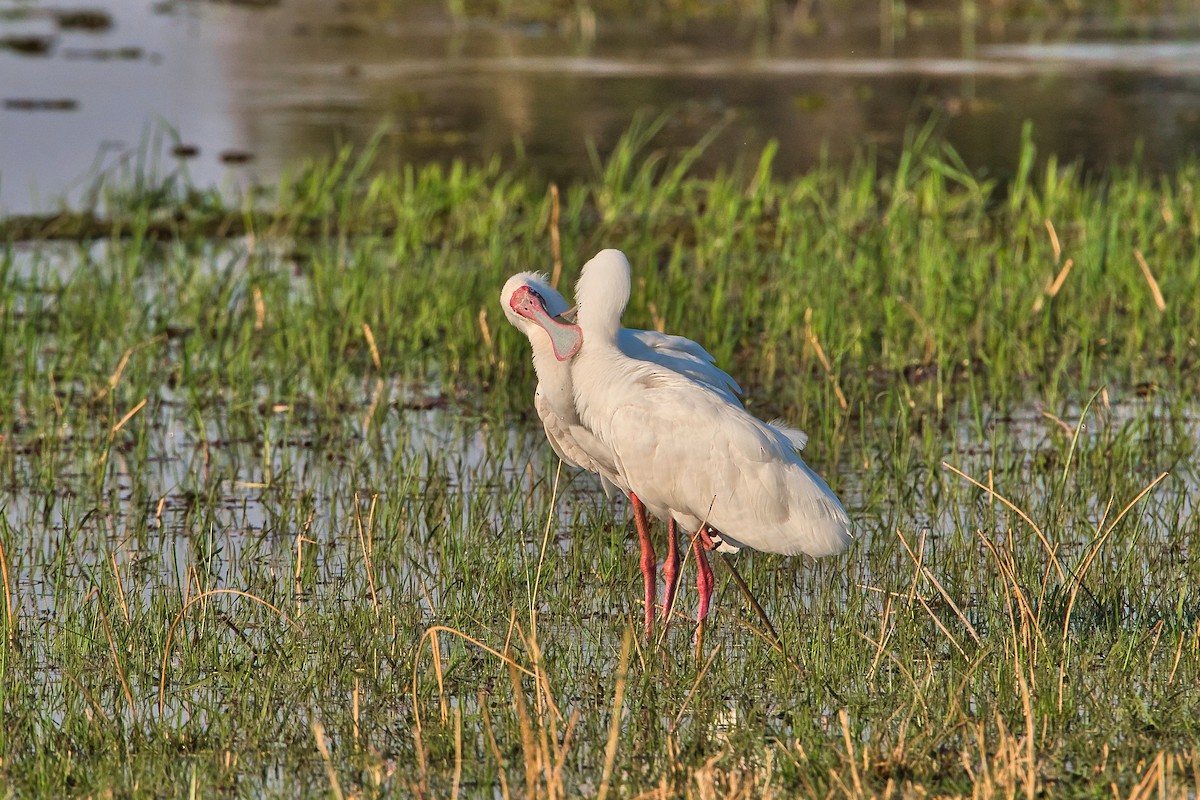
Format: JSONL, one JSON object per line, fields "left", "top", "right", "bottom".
{"left": 765, "top": 418, "right": 808, "bottom": 451}
{"left": 535, "top": 390, "right": 581, "bottom": 468}
{"left": 623, "top": 331, "right": 808, "bottom": 451}
{"left": 566, "top": 422, "right": 626, "bottom": 494}
{"left": 607, "top": 377, "right": 850, "bottom": 557}
{"left": 620, "top": 329, "right": 742, "bottom": 400}
{"left": 536, "top": 388, "right": 627, "bottom": 497}
{"left": 627, "top": 329, "right": 716, "bottom": 363}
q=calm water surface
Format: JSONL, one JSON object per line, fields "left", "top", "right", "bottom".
{"left": 2, "top": 0, "right": 1200, "bottom": 214}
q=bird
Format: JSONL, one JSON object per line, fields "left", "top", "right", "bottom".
{"left": 502, "top": 271, "right": 756, "bottom": 631}
{"left": 558, "top": 249, "right": 852, "bottom": 627}
{"left": 502, "top": 266, "right": 825, "bottom": 633}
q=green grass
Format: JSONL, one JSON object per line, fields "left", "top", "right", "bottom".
{"left": 1, "top": 122, "right": 1198, "bottom": 796}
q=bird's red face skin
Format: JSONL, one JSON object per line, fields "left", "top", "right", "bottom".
{"left": 509, "top": 285, "right": 582, "bottom": 360}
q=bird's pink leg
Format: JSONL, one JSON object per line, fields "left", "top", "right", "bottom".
{"left": 631, "top": 493, "right": 656, "bottom": 635}
{"left": 694, "top": 526, "right": 716, "bottom": 623}
{"left": 660, "top": 518, "right": 680, "bottom": 620}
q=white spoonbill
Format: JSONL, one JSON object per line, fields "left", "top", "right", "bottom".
{"left": 559, "top": 250, "right": 853, "bottom": 624}
{"left": 501, "top": 272, "right": 800, "bottom": 631}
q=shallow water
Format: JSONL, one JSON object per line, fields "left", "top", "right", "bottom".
{"left": 5, "top": 355, "right": 1196, "bottom": 629}
{"left": 2, "top": 0, "right": 1200, "bottom": 214}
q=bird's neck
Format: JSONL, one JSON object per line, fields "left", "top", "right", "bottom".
{"left": 571, "top": 335, "right": 631, "bottom": 438}
{"left": 530, "top": 345, "right": 577, "bottom": 422}
{"left": 579, "top": 314, "right": 621, "bottom": 348}
{"left": 576, "top": 281, "right": 627, "bottom": 348}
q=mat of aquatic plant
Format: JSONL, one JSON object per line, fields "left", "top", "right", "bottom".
{"left": 2, "top": 123, "right": 1198, "bottom": 797}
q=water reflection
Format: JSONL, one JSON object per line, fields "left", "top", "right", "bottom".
{"left": 2, "top": 0, "right": 1199, "bottom": 214}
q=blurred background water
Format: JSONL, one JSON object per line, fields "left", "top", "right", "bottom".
{"left": 2, "top": 0, "right": 1199, "bottom": 214}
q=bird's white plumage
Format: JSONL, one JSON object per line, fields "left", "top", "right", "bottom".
{"left": 568, "top": 250, "right": 852, "bottom": 556}
{"left": 501, "top": 271, "right": 757, "bottom": 498}
{"left": 501, "top": 272, "right": 616, "bottom": 490}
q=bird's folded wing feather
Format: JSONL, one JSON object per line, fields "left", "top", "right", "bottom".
{"left": 621, "top": 329, "right": 742, "bottom": 399}
{"left": 606, "top": 379, "right": 850, "bottom": 557}
{"left": 536, "top": 389, "right": 627, "bottom": 496}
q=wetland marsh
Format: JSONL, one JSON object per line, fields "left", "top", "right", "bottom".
{"left": 2, "top": 122, "right": 1199, "bottom": 796}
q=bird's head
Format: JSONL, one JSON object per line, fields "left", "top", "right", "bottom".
{"left": 502, "top": 276, "right": 582, "bottom": 361}
{"left": 574, "top": 249, "right": 631, "bottom": 342}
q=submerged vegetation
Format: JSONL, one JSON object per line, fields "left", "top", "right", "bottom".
{"left": 1, "top": 121, "right": 1198, "bottom": 796}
